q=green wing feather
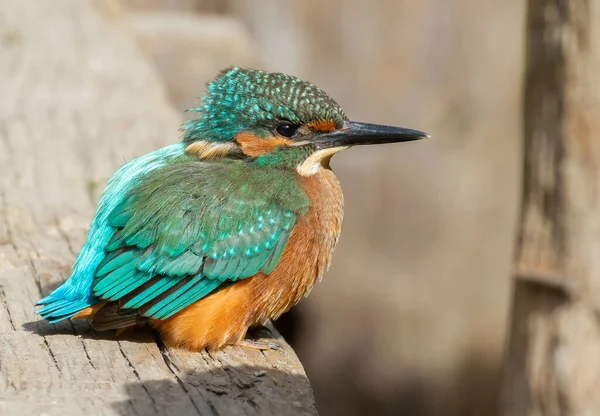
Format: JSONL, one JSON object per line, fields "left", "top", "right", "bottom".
{"left": 91, "top": 159, "right": 309, "bottom": 321}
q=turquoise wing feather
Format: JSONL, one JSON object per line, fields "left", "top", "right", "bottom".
{"left": 36, "top": 143, "right": 186, "bottom": 322}
{"left": 91, "top": 159, "right": 309, "bottom": 321}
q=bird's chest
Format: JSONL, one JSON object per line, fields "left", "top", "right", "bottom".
{"left": 251, "top": 169, "right": 344, "bottom": 319}
{"left": 296, "top": 169, "right": 345, "bottom": 277}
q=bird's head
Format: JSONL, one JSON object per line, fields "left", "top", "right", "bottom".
{"left": 182, "top": 67, "right": 428, "bottom": 175}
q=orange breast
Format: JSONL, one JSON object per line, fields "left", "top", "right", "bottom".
{"left": 153, "top": 169, "right": 344, "bottom": 351}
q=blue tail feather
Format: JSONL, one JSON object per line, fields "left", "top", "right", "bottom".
{"left": 37, "top": 296, "right": 95, "bottom": 322}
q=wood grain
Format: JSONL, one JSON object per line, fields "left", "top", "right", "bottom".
{"left": 0, "top": 1, "right": 317, "bottom": 415}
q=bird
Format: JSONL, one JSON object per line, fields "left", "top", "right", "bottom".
{"left": 36, "top": 67, "right": 428, "bottom": 351}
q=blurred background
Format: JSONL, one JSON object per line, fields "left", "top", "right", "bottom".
{"left": 114, "top": 1, "right": 524, "bottom": 415}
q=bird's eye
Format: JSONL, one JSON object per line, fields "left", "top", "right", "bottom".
{"left": 275, "top": 123, "right": 299, "bottom": 138}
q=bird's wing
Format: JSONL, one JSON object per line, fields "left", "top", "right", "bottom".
{"left": 91, "top": 160, "right": 308, "bottom": 321}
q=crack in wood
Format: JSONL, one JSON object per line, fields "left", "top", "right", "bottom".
{"left": 42, "top": 336, "right": 62, "bottom": 375}
{"left": 117, "top": 342, "right": 159, "bottom": 413}
{"left": 154, "top": 335, "right": 204, "bottom": 416}
{"left": 0, "top": 286, "right": 16, "bottom": 331}
{"left": 71, "top": 322, "right": 96, "bottom": 370}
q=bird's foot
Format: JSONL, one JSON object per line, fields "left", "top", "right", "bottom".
{"left": 238, "top": 339, "right": 283, "bottom": 351}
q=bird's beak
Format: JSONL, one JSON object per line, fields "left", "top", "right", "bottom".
{"left": 314, "top": 120, "right": 429, "bottom": 149}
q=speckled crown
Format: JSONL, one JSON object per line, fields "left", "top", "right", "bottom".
{"left": 182, "top": 67, "right": 346, "bottom": 142}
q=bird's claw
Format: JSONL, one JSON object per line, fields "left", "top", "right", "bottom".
{"left": 266, "top": 342, "right": 283, "bottom": 351}
{"left": 239, "top": 339, "right": 283, "bottom": 351}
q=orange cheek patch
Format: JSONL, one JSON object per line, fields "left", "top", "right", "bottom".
{"left": 235, "top": 131, "right": 294, "bottom": 157}
{"left": 307, "top": 119, "right": 337, "bottom": 132}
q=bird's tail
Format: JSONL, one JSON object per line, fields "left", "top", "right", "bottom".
{"left": 36, "top": 282, "right": 99, "bottom": 323}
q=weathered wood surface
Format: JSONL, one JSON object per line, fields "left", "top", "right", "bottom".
{"left": 0, "top": 1, "right": 317, "bottom": 415}
{"left": 502, "top": 1, "right": 600, "bottom": 415}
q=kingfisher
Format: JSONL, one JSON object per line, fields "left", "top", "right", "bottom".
{"left": 36, "top": 67, "right": 427, "bottom": 351}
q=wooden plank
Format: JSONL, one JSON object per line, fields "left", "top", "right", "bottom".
{"left": 502, "top": 1, "right": 600, "bottom": 415}
{"left": 0, "top": 1, "right": 317, "bottom": 415}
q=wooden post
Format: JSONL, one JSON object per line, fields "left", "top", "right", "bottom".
{"left": 0, "top": 1, "right": 317, "bottom": 415}
{"left": 502, "top": 1, "right": 600, "bottom": 415}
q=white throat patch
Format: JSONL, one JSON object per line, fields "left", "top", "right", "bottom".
{"left": 296, "top": 147, "right": 348, "bottom": 176}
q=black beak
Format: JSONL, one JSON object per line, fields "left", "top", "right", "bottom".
{"left": 314, "top": 120, "right": 429, "bottom": 149}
